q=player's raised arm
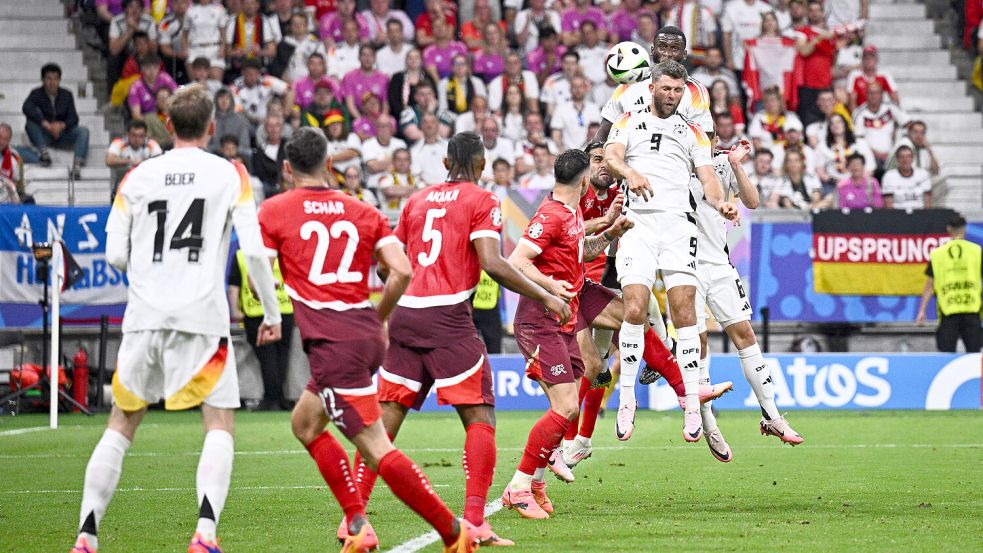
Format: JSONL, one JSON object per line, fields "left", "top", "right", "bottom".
{"left": 231, "top": 160, "right": 282, "bottom": 340}
{"left": 604, "top": 141, "right": 652, "bottom": 202}
{"left": 583, "top": 215, "right": 633, "bottom": 261}
{"left": 727, "top": 140, "right": 759, "bottom": 209}
{"left": 583, "top": 190, "right": 623, "bottom": 236}
{"left": 374, "top": 241, "right": 412, "bottom": 321}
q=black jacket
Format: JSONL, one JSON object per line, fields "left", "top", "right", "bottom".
{"left": 22, "top": 87, "right": 80, "bottom": 130}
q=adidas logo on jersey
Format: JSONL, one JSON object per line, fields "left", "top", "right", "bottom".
{"left": 633, "top": 96, "right": 647, "bottom": 106}
{"left": 742, "top": 302, "right": 751, "bottom": 311}
{"left": 636, "top": 122, "right": 648, "bottom": 131}
{"left": 624, "top": 355, "right": 638, "bottom": 364}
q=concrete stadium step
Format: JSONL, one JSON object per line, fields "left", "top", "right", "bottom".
{"left": 902, "top": 95, "right": 974, "bottom": 112}
{"left": 879, "top": 50, "right": 950, "bottom": 67}
{"left": 868, "top": 3, "right": 925, "bottom": 18}
{"left": 4, "top": 113, "right": 109, "bottom": 134}
{"left": 0, "top": 95, "right": 99, "bottom": 112}
{"left": 26, "top": 181, "right": 111, "bottom": 207}
{"left": 942, "top": 164, "right": 983, "bottom": 177}
{"left": 1, "top": 81, "right": 96, "bottom": 104}
{"left": 879, "top": 64, "right": 956, "bottom": 80}
{"left": 894, "top": 80, "right": 966, "bottom": 98}
{"left": 0, "top": 52, "right": 89, "bottom": 80}
{"left": 0, "top": 1, "right": 64, "bottom": 18}
{"left": 0, "top": 34, "right": 75, "bottom": 49}
{"left": 26, "top": 165, "right": 112, "bottom": 181}
{"left": 866, "top": 19, "right": 935, "bottom": 36}
{"left": 912, "top": 112, "right": 983, "bottom": 130}
{"left": 0, "top": 19, "right": 74, "bottom": 37}
{"left": 869, "top": 0, "right": 918, "bottom": 4}
{"left": 932, "top": 145, "right": 983, "bottom": 164}
{"left": 865, "top": 33, "right": 940, "bottom": 49}
{"left": 931, "top": 130, "right": 983, "bottom": 144}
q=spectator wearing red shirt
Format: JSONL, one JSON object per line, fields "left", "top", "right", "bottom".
{"left": 304, "top": 0, "right": 336, "bottom": 23}
{"left": 414, "top": 0, "right": 457, "bottom": 49}
{"left": 794, "top": 0, "right": 837, "bottom": 127}
{"left": 846, "top": 45, "right": 899, "bottom": 110}
{"left": 461, "top": 0, "right": 505, "bottom": 51}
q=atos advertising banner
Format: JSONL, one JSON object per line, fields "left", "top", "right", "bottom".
{"left": 431, "top": 354, "right": 982, "bottom": 412}
{"left": 0, "top": 206, "right": 127, "bottom": 327}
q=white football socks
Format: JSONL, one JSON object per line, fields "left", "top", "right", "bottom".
{"left": 195, "top": 430, "right": 234, "bottom": 541}
{"left": 647, "top": 295, "right": 675, "bottom": 351}
{"left": 78, "top": 429, "right": 131, "bottom": 546}
{"left": 676, "top": 325, "right": 701, "bottom": 414}
{"left": 739, "top": 343, "right": 781, "bottom": 421}
{"left": 699, "top": 356, "right": 718, "bottom": 432}
{"left": 617, "top": 322, "right": 645, "bottom": 407}
{"left": 509, "top": 469, "right": 535, "bottom": 491}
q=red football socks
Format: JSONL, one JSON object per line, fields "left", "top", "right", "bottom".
{"left": 462, "top": 423, "right": 496, "bottom": 527}
{"left": 564, "top": 378, "right": 592, "bottom": 441}
{"left": 305, "top": 432, "right": 365, "bottom": 525}
{"left": 351, "top": 430, "right": 394, "bottom": 505}
{"left": 579, "top": 386, "right": 606, "bottom": 438}
{"left": 518, "top": 409, "right": 571, "bottom": 474}
{"left": 377, "top": 449, "right": 458, "bottom": 546}
{"left": 643, "top": 328, "right": 686, "bottom": 397}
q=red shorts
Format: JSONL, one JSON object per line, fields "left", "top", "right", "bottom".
{"left": 514, "top": 323, "right": 584, "bottom": 385}
{"left": 378, "top": 333, "right": 495, "bottom": 410}
{"left": 575, "top": 279, "right": 617, "bottom": 332}
{"left": 303, "top": 336, "right": 385, "bottom": 440}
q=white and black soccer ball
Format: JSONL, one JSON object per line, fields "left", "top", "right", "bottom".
{"left": 605, "top": 41, "right": 652, "bottom": 84}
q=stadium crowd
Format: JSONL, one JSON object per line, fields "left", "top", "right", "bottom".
{"left": 0, "top": 0, "right": 953, "bottom": 212}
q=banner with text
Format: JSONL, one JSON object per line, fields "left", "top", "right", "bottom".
{"left": 812, "top": 209, "right": 956, "bottom": 295}
{"left": 0, "top": 206, "right": 127, "bottom": 327}
{"left": 420, "top": 353, "right": 981, "bottom": 412}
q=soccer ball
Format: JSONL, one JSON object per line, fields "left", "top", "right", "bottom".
{"left": 605, "top": 42, "right": 652, "bottom": 84}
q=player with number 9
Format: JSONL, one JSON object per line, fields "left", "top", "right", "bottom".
{"left": 345, "top": 131, "right": 570, "bottom": 547}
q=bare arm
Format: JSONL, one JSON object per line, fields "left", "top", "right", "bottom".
{"left": 697, "top": 164, "right": 740, "bottom": 222}
{"left": 923, "top": 190, "right": 932, "bottom": 208}
{"left": 583, "top": 192, "right": 623, "bottom": 235}
{"left": 722, "top": 31, "right": 734, "bottom": 69}
{"left": 366, "top": 156, "right": 392, "bottom": 174}
{"left": 227, "top": 285, "right": 244, "bottom": 323}
{"left": 605, "top": 142, "right": 653, "bottom": 201}
{"left": 583, "top": 216, "right": 633, "bottom": 261}
{"left": 915, "top": 276, "right": 933, "bottom": 323}
{"left": 110, "top": 26, "right": 135, "bottom": 56}
{"left": 591, "top": 119, "right": 613, "bottom": 143}
{"left": 476, "top": 237, "right": 571, "bottom": 325}
{"left": 883, "top": 194, "right": 895, "bottom": 209}
{"left": 506, "top": 241, "right": 575, "bottom": 300}
{"left": 374, "top": 242, "right": 412, "bottom": 320}
{"left": 728, "top": 142, "right": 759, "bottom": 209}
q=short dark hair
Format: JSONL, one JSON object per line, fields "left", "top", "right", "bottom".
{"left": 286, "top": 127, "right": 328, "bottom": 176}
{"left": 580, "top": 20, "right": 596, "bottom": 32}
{"left": 894, "top": 144, "right": 913, "bottom": 157}
{"left": 561, "top": 50, "right": 580, "bottom": 63}
{"left": 714, "top": 111, "right": 734, "bottom": 122}
{"left": 650, "top": 60, "right": 688, "bottom": 81}
{"left": 127, "top": 120, "right": 148, "bottom": 132}
{"left": 554, "top": 149, "right": 589, "bottom": 186}
{"left": 124, "top": 0, "right": 143, "bottom": 8}
{"left": 947, "top": 214, "right": 967, "bottom": 230}
{"left": 387, "top": 18, "right": 403, "bottom": 29}
{"left": 141, "top": 54, "right": 161, "bottom": 67}
{"left": 220, "top": 134, "right": 239, "bottom": 146}
{"left": 492, "top": 158, "right": 511, "bottom": 170}
{"left": 656, "top": 25, "right": 688, "bottom": 48}
{"left": 846, "top": 152, "right": 866, "bottom": 166}
{"left": 242, "top": 58, "right": 263, "bottom": 71}
{"left": 41, "top": 63, "right": 61, "bottom": 80}
{"left": 191, "top": 57, "right": 211, "bottom": 69}
{"left": 447, "top": 131, "right": 485, "bottom": 181}
{"left": 909, "top": 120, "right": 927, "bottom": 131}
{"left": 168, "top": 84, "right": 214, "bottom": 140}
{"left": 583, "top": 141, "right": 604, "bottom": 155}
{"left": 755, "top": 148, "right": 774, "bottom": 160}
{"left": 133, "top": 30, "right": 150, "bottom": 42}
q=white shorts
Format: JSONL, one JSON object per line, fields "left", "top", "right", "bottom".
{"left": 616, "top": 211, "right": 699, "bottom": 290}
{"left": 187, "top": 45, "right": 226, "bottom": 69}
{"left": 112, "top": 330, "right": 239, "bottom": 412}
{"left": 695, "top": 262, "right": 753, "bottom": 333}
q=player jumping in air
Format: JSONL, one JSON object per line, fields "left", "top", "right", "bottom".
{"left": 259, "top": 127, "right": 480, "bottom": 553}
{"left": 73, "top": 84, "right": 283, "bottom": 553}
{"left": 343, "top": 131, "right": 571, "bottom": 547}
{"left": 678, "top": 137, "right": 804, "bottom": 459}
{"left": 501, "top": 149, "right": 634, "bottom": 519}
{"left": 604, "top": 61, "right": 740, "bottom": 443}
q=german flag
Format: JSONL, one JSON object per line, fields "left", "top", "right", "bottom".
{"left": 812, "top": 209, "right": 956, "bottom": 295}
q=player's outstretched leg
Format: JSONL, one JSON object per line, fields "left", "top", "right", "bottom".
{"left": 697, "top": 351, "right": 732, "bottom": 463}
{"left": 726, "top": 323, "right": 803, "bottom": 446}
{"left": 457, "top": 405, "right": 512, "bottom": 546}
{"left": 72, "top": 407, "right": 144, "bottom": 553}
{"left": 189, "top": 406, "right": 237, "bottom": 553}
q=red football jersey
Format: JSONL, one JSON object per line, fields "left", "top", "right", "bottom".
{"left": 259, "top": 187, "right": 396, "bottom": 311}
{"left": 517, "top": 195, "right": 585, "bottom": 332}
{"left": 394, "top": 181, "right": 502, "bottom": 308}
{"left": 579, "top": 185, "right": 619, "bottom": 282}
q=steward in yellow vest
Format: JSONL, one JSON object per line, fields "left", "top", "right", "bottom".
{"left": 472, "top": 270, "right": 502, "bottom": 354}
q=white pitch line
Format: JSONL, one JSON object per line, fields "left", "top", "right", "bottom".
{"left": 0, "top": 426, "right": 53, "bottom": 437}
{"left": 2, "top": 442, "right": 982, "bottom": 460}
{"left": 384, "top": 500, "right": 504, "bottom": 553}
{"left": 0, "top": 483, "right": 450, "bottom": 495}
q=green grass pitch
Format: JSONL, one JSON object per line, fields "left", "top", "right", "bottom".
{"left": 2, "top": 410, "right": 982, "bottom": 552}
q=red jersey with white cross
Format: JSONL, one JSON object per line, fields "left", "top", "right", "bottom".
{"left": 258, "top": 187, "right": 396, "bottom": 311}
{"left": 515, "top": 195, "right": 585, "bottom": 332}
{"left": 579, "top": 185, "right": 619, "bottom": 282}
{"left": 394, "top": 181, "right": 502, "bottom": 308}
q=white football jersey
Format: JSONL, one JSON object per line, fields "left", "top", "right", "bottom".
{"left": 106, "top": 148, "right": 262, "bottom": 336}
{"left": 690, "top": 153, "right": 740, "bottom": 266}
{"left": 606, "top": 110, "right": 713, "bottom": 214}
{"left": 601, "top": 77, "right": 713, "bottom": 133}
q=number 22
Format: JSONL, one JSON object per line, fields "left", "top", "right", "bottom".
{"left": 300, "top": 220, "right": 362, "bottom": 285}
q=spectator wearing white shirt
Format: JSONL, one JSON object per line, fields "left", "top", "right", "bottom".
{"left": 770, "top": 118, "right": 817, "bottom": 174}
{"left": 691, "top": 47, "right": 741, "bottom": 97}
{"left": 362, "top": 117, "right": 408, "bottom": 188}
{"left": 108, "top": 0, "right": 159, "bottom": 85}
{"left": 775, "top": 148, "right": 831, "bottom": 209}
{"left": 815, "top": 113, "right": 876, "bottom": 185}
{"left": 325, "top": 19, "right": 362, "bottom": 79}
{"left": 438, "top": 54, "right": 488, "bottom": 121}
{"left": 340, "top": 164, "right": 380, "bottom": 207}
{"left": 515, "top": 111, "right": 559, "bottom": 175}
{"left": 498, "top": 84, "right": 528, "bottom": 143}
{"left": 272, "top": 11, "right": 326, "bottom": 83}
{"left": 324, "top": 111, "right": 362, "bottom": 174}
{"left": 747, "top": 88, "right": 803, "bottom": 151}
{"left": 851, "top": 81, "right": 909, "bottom": 171}
{"left": 410, "top": 113, "right": 449, "bottom": 186}
{"left": 480, "top": 116, "right": 516, "bottom": 185}
{"left": 886, "top": 120, "right": 939, "bottom": 176}
{"left": 375, "top": 148, "right": 422, "bottom": 210}
{"left": 158, "top": 0, "right": 190, "bottom": 83}
{"left": 882, "top": 145, "right": 932, "bottom": 209}
{"left": 454, "top": 95, "right": 492, "bottom": 135}
{"left": 514, "top": 0, "right": 562, "bottom": 55}
{"left": 224, "top": 0, "right": 279, "bottom": 78}
{"left": 673, "top": 0, "right": 719, "bottom": 65}
{"left": 232, "top": 59, "right": 293, "bottom": 129}
{"left": 748, "top": 149, "right": 784, "bottom": 202}
{"left": 805, "top": 89, "right": 836, "bottom": 148}
{"left": 376, "top": 20, "right": 411, "bottom": 75}
{"left": 550, "top": 76, "right": 600, "bottom": 151}
{"left": 106, "top": 119, "right": 163, "bottom": 197}
{"left": 517, "top": 143, "right": 556, "bottom": 190}
{"left": 575, "top": 21, "right": 610, "bottom": 85}
{"left": 540, "top": 50, "right": 581, "bottom": 118}
{"left": 487, "top": 51, "right": 540, "bottom": 113}
{"left": 183, "top": 0, "right": 228, "bottom": 79}
{"left": 362, "top": 0, "right": 415, "bottom": 47}
{"left": 721, "top": 0, "right": 774, "bottom": 73}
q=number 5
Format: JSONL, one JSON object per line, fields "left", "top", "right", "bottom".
{"left": 418, "top": 208, "right": 446, "bottom": 267}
